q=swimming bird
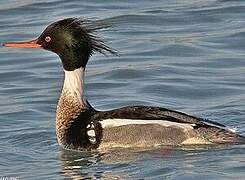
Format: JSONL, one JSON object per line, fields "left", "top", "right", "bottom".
{"left": 3, "top": 18, "right": 245, "bottom": 150}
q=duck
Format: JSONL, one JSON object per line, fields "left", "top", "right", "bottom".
{"left": 3, "top": 17, "right": 245, "bottom": 150}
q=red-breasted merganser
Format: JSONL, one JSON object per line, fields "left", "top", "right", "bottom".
{"left": 3, "top": 18, "right": 245, "bottom": 150}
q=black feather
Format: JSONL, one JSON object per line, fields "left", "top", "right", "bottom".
{"left": 49, "top": 17, "right": 118, "bottom": 56}
{"left": 38, "top": 17, "right": 118, "bottom": 70}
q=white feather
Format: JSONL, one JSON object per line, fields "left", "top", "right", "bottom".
{"left": 63, "top": 68, "right": 85, "bottom": 106}
{"left": 101, "top": 119, "right": 194, "bottom": 129}
{"left": 228, "top": 127, "right": 237, "bottom": 133}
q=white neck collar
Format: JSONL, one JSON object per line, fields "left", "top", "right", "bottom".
{"left": 63, "top": 68, "right": 86, "bottom": 107}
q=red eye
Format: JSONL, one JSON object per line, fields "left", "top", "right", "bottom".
{"left": 45, "top": 36, "right": 51, "bottom": 42}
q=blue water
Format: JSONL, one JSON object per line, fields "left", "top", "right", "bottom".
{"left": 0, "top": 0, "right": 245, "bottom": 179}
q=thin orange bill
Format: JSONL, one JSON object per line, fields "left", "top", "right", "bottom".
{"left": 2, "top": 39, "right": 41, "bottom": 48}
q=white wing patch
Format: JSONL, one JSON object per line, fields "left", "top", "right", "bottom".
{"left": 101, "top": 119, "right": 195, "bottom": 129}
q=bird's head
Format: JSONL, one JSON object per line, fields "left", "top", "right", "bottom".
{"left": 3, "top": 18, "right": 116, "bottom": 71}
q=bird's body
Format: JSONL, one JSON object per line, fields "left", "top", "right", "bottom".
{"left": 55, "top": 67, "right": 244, "bottom": 150}
{"left": 3, "top": 18, "right": 245, "bottom": 151}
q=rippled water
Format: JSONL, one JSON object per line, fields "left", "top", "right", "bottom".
{"left": 0, "top": 0, "right": 245, "bottom": 179}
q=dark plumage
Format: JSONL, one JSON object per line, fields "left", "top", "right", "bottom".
{"left": 3, "top": 17, "right": 245, "bottom": 151}
{"left": 37, "top": 18, "right": 117, "bottom": 70}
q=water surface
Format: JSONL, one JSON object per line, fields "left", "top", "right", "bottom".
{"left": 0, "top": 0, "right": 245, "bottom": 179}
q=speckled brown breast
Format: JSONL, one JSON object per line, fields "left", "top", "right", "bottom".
{"left": 56, "top": 88, "right": 102, "bottom": 150}
{"left": 56, "top": 89, "right": 83, "bottom": 146}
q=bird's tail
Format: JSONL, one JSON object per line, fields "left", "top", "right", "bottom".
{"left": 197, "top": 126, "right": 245, "bottom": 144}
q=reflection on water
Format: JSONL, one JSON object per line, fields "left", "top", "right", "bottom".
{"left": 58, "top": 147, "right": 172, "bottom": 179}
{"left": 59, "top": 149, "right": 103, "bottom": 179}
{"left": 58, "top": 148, "right": 134, "bottom": 179}
{"left": 58, "top": 145, "right": 245, "bottom": 179}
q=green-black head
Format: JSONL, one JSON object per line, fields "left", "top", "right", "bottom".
{"left": 3, "top": 17, "right": 117, "bottom": 71}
